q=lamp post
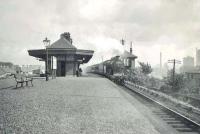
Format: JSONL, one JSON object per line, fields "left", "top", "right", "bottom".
{"left": 43, "top": 37, "right": 50, "bottom": 81}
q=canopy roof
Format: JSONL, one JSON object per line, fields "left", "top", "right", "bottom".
{"left": 48, "top": 35, "right": 76, "bottom": 49}
{"left": 28, "top": 49, "right": 94, "bottom": 63}
{"left": 28, "top": 32, "right": 94, "bottom": 63}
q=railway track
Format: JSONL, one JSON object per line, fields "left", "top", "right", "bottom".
{"left": 123, "top": 82, "right": 200, "bottom": 134}
{"left": 90, "top": 72, "right": 200, "bottom": 133}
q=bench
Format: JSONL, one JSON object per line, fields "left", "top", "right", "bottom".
{"left": 14, "top": 74, "right": 33, "bottom": 88}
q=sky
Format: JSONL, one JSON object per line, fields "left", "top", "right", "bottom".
{"left": 1, "top": 0, "right": 200, "bottom": 68}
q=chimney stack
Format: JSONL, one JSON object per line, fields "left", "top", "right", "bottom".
{"left": 60, "top": 32, "right": 73, "bottom": 44}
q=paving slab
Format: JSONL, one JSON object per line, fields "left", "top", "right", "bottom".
{"left": 0, "top": 76, "right": 160, "bottom": 134}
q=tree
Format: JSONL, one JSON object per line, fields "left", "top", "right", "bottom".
{"left": 138, "top": 62, "right": 153, "bottom": 75}
{"left": 149, "top": 77, "right": 157, "bottom": 87}
{"left": 123, "top": 68, "right": 146, "bottom": 85}
{"left": 165, "top": 70, "right": 185, "bottom": 92}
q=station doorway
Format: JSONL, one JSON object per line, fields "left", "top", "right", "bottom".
{"left": 61, "top": 61, "right": 66, "bottom": 76}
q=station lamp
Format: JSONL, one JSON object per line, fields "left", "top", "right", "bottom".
{"left": 43, "top": 37, "right": 50, "bottom": 81}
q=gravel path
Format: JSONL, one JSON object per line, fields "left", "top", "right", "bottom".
{"left": 0, "top": 76, "right": 160, "bottom": 134}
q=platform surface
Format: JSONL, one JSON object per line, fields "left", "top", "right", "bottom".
{"left": 0, "top": 75, "right": 162, "bottom": 134}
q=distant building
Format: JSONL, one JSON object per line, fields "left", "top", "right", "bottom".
{"left": 0, "top": 62, "right": 13, "bottom": 68}
{"left": 196, "top": 48, "right": 200, "bottom": 67}
{"left": 183, "top": 56, "right": 194, "bottom": 67}
{"left": 185, "top": 71, "right": 200, "bottom": 90}
{"left": 21, "top": 65, "right": 42, "bottom": 74}
{"left": 0, "top": 62, "right": 17, "bottom": 75}
{"left": 180, "top": 56, "right": 195, "bottom": 73}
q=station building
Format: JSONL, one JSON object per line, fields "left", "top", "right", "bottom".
{"left": 120, "top": 50, "right": 137, "bottom": 69}
{"left": 28, "top": 32, "right": 94, "bottom": 76}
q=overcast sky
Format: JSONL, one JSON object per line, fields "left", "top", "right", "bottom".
{"left": 1, "top": 0, "right": 200, "bottom": 67}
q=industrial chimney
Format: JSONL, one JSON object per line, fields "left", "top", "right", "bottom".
{"left": 160, "top": 52, "right": 162, "bottom": 74}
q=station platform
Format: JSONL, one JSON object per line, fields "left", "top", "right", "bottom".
{"left": 0, "top": 75, "right": 165, "bottom": 133}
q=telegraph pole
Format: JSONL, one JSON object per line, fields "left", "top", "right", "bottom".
{"left": 168, "top": 59, "right": 181, "bottom": 88}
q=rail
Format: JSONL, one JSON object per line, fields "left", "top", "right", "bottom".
{"left": 124, "top": 80, "right": 200, "bottom": 127}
